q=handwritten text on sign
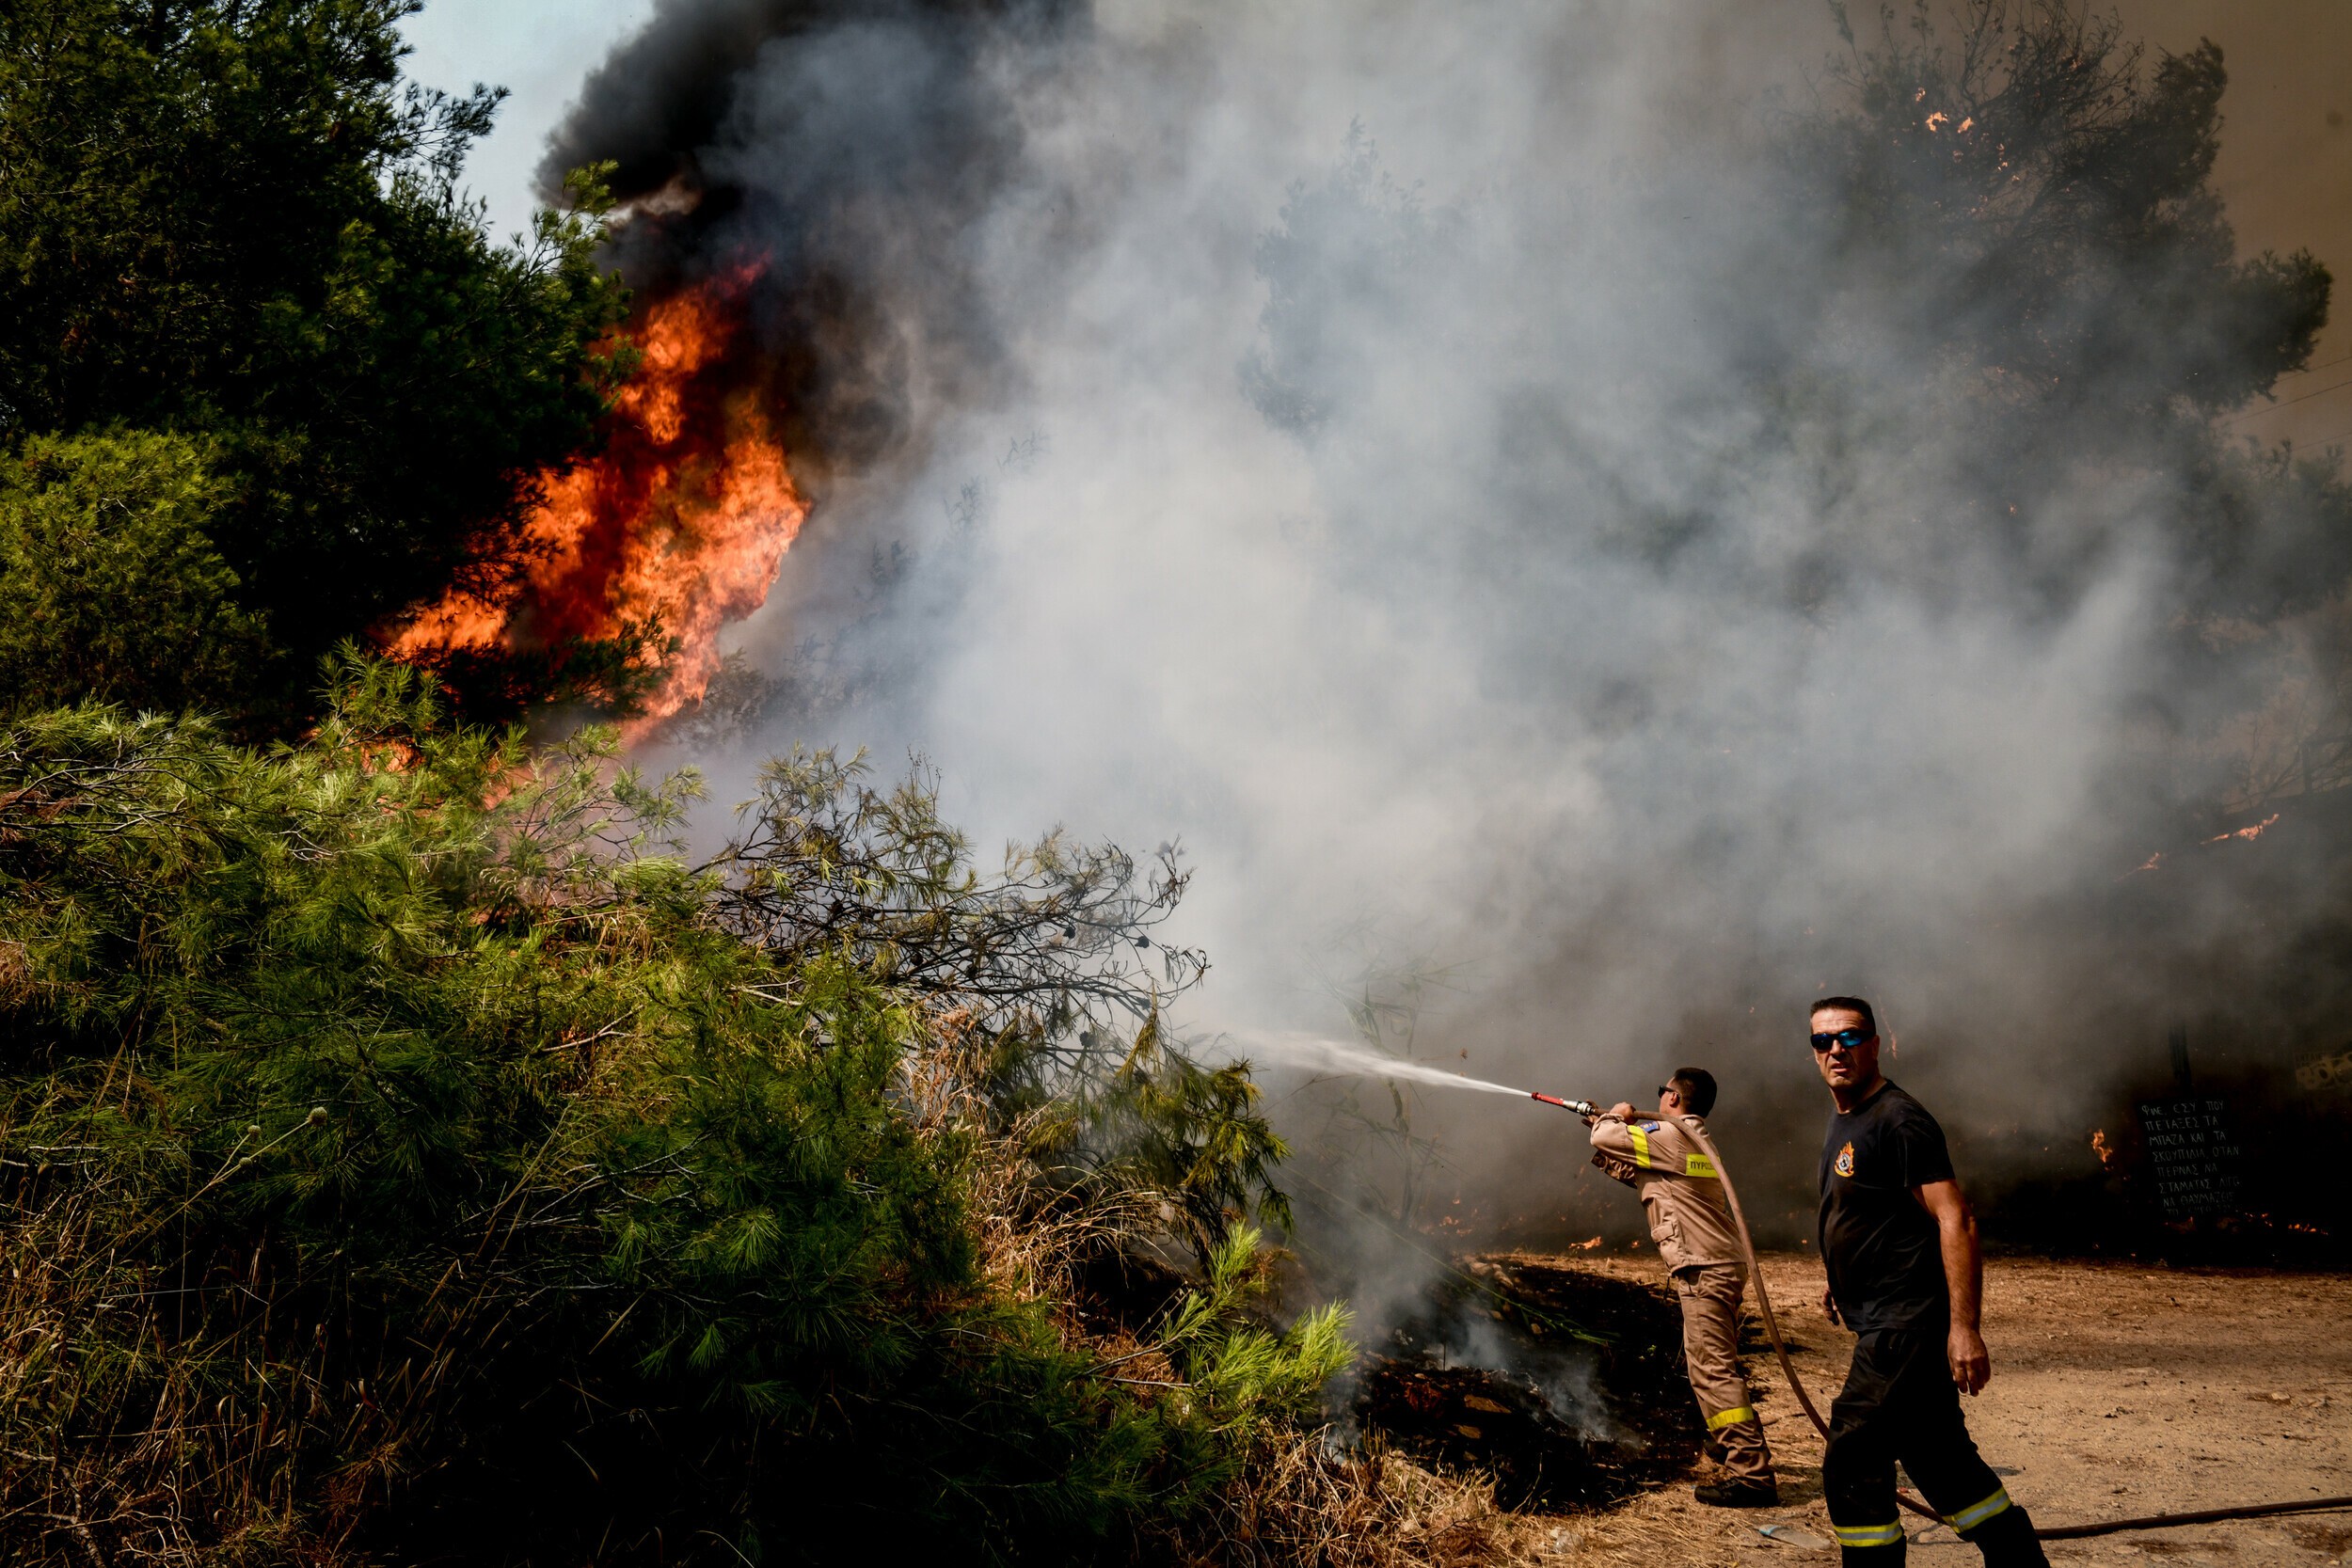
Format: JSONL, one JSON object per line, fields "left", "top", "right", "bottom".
{"left": 2135, "top": 1099, "right": 2242, "bottom": 1220}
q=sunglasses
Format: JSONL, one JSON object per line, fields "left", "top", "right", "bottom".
{"left": 1809, "top": 1027, "right": 1871, "bottom": 1053}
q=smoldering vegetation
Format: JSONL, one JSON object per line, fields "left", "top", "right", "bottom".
{"left": 574, "top": 0, "right": 2352, "bottom": 1273}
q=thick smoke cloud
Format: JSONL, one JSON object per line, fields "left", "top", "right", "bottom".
{"left": 543, "top": 0, "right": 1086, "bottom": 473}
{"left": 558, "top": 1, "right": 2346, "bottom": 1273}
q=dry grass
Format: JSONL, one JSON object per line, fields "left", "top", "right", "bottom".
{"left": 906, "top": 1006, "right": 1163, "bottom": 1310}
{"left": 1143, "top": 1433, "right": 1507, "bottom": 1568}
{"left": 0, "top": 1079, "right": 597, "bottom": 1564}
{"left": 0, "top": 1173, "right": 367, "bottom": 1565}
{"left": 1511, "top": 1489, "right": 1774, "bottom": 1567}
{"left": 1164, "top": 1447, "right": 1763, "bottom": 1568}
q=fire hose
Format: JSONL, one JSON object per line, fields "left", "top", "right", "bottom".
{"left": 1532, "top": 1092, "right": 2352, "bottom": 1541}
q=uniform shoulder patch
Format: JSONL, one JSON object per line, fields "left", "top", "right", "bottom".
{"left": 1639, "top": 1121, "right": 1661, "bottom": 1133}
{"left": 1835, "top": 1140, "right": 1856, "bottom": 1178}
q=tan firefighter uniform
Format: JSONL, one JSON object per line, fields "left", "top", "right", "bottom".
{"left": 1590, "top": 1111, "right": 1773, "bottom": 1485}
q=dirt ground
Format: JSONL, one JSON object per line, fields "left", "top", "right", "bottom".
{"left": 1482, "top": 1252, "right": 2352, "bottom": 1567}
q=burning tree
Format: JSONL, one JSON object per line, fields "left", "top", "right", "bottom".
{"left": 393, "top": 267, "right": 813, "bottom": 728}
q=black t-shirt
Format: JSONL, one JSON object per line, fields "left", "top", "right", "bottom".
{"left": 1818, "top": 1082, "right": 1956, "bottom": 1332}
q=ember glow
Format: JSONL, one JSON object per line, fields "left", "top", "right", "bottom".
{"left": 2207, "top": 813, "right": 2281, "bottom": 844}
{"left": 392, "top": 267, "right": 806, "bottom": 724}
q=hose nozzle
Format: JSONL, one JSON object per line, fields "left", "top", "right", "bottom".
{"left": 1531, "top": 1092, "right": 1600, "bottom": 1116}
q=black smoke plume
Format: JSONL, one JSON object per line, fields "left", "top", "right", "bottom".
{"left": 542, "top": 0, "right": 1088, "bottom": 475}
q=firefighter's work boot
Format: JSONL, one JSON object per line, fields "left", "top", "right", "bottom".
{"left": 1694, "top": 1477, "right": 1781, "bottom": 1508}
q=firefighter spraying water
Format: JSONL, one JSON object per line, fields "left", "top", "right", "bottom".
{"left": 1279, "top": 1006, "right": 2352, "bottom": 1549}
{"left": 1584, "top": 1069, "right": 1782, "bottom": 1511}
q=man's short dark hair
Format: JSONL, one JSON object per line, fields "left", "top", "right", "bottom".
{"left": 1670, "top": 1068, "right": 1718, "bottom": 1117}
{"left": 1810, "top": 995, "right": 1878, "bottom": 1036}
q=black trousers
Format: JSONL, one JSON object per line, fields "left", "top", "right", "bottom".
{"left": 1821, "top": 1324, "right": 2048, "bottom": 1565}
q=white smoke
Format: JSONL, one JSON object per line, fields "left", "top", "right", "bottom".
{"left": 576, "top": 0, "right": 2332, "bottom": 1247}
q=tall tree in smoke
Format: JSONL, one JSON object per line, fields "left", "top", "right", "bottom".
{"left": 1795, "top": 0, "right": 2337, "bottom": 613}
{"left": 1812, "top": 2, "right": 2326, "bottom": 417}
{"left": 1249, "top": 4, "right": 2340, "bottom": 624}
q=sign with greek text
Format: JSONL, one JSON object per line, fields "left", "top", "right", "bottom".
{"left": 2134, "top": 1098, "right": 2242, "bottom": 1220}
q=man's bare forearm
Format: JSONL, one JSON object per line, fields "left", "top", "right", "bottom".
{"left": 1914, "top": 1175, "right": 1990, "bottom": 1386}
{"left": 1913, "top": 1178, "right": 1982, "bottom": 1327}
{"left": 1927, "top": 1183, "right": 1991, "bottom": 1391}
{"left": 1941, "top": 1202, "right": 1981, "bottom": 1330}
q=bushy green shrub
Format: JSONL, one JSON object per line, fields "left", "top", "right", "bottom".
{"left": 0, "top": 658, "right": 1347, "bottom": 1566}
{"left": 0, "top": 430, "right": 274, "bottom": 714}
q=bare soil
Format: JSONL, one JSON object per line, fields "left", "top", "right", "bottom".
{"left": 1424, "top": 1252, "right": 2352, "bottom": 1566}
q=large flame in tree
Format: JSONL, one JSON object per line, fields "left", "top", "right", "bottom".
{"left": 392, "top": 267, "right": 805, "bottom": 725}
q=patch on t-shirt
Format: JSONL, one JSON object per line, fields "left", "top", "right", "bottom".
{"left": 1835, "top": 1140, "right": 1855, "bottom": 1178}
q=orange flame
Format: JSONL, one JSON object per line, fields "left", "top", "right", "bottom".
{"left": 392, "top": 267, "right": 806, "bottom": 727}
{"left": 2206, "top": 813, "right": 2280, "bottom": 845}
{"left": 2090, "top": 1129, "right": 2117, "bottom": 1171}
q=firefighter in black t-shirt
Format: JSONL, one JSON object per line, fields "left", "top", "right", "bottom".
{"left": 1807, "top": 996, "right": 2048, "bottom": 1566}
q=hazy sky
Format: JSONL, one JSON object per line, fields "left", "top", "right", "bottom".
{"left": 400, "top": 0, "right": 657, "bottom": 241}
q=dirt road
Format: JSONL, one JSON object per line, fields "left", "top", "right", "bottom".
{"left": 1504, "top": 1253, "right": 2352, "bottom": 1566}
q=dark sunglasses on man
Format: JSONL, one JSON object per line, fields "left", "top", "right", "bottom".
{"left": 1808, "top": 1027, "right": 1871, "bottom": 1053}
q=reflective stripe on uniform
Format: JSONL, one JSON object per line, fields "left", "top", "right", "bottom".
{"left": 1684, "top": 1152, "right": 1718, "bottom": 1178}
{"left": 1832, "top": 1521, "right": 1905, "bottom": 1548}
{"left": 1628, "top": 1123, "right": 1654, "bottom": 1168}
{"left": 1704, "top": 1403, "right": 1756, "bottom": 1431}
{"left": 1945, "top": 1485, "right": 2012, "bottom": 1531}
